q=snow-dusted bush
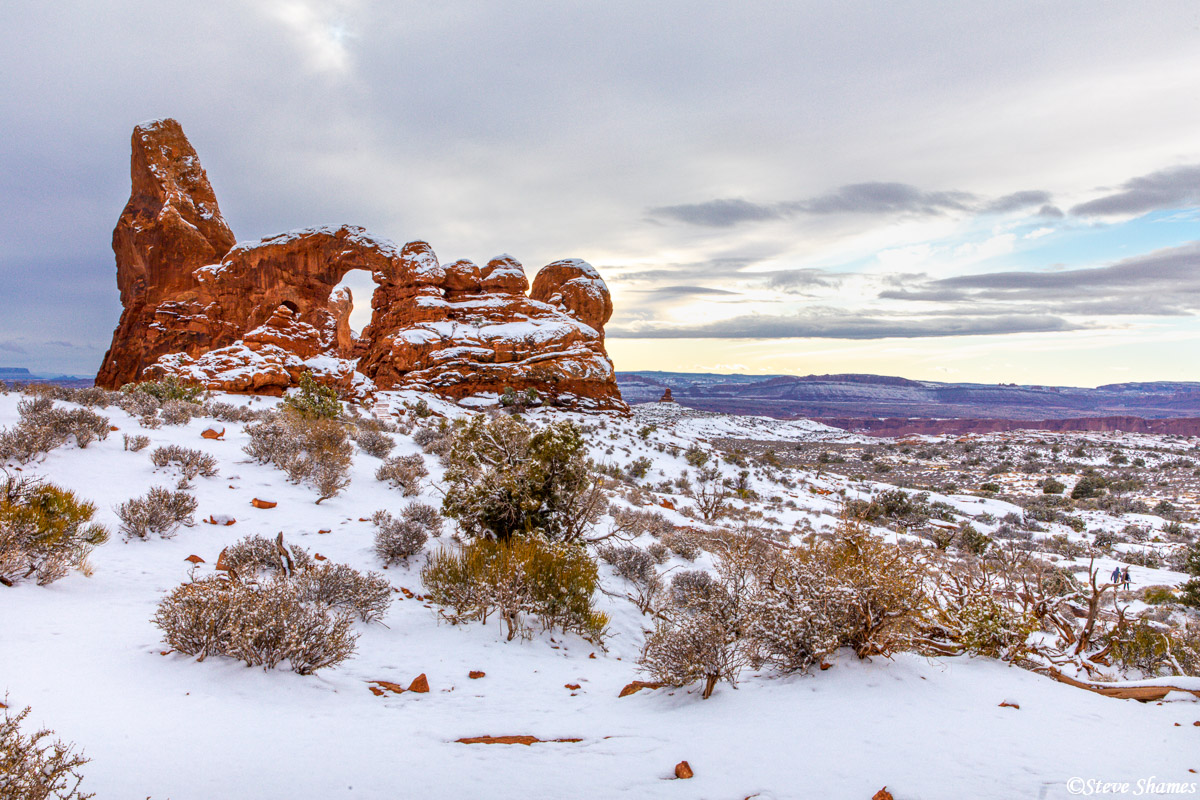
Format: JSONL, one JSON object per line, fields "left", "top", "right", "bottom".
{"left": 0, "top": 473, "right": 109, "bottom": 586}
{"left": 646, "top": 541, "right": 670, "bottom": 564}
{"left": 150, "top": 445, "right": 218, "bottom": 482}
{"left": 153, "top": 575, "right": 357, "bottom": 674}
{"left": 372, "top": 502, "right": 439, "bottom": 565}
{"left": 412, "top": 421, "right": 453, "bottom": 457}
{"left": 441, "top": 415, "right": 605, "bottom": 543}
{"left": 160, "top": 399, "right": 202, "bottom": 426}
{"left": 243, "top": 411, "right": 353, "bottom": 503}
{"left": 295, "top": 562, "right": 392, "bottom": 623}
{"left": 155, "top": 536, "right": 389, "bottom": 673}
{"left": 115, "top": 487, "right": 196, "bottom": 540}
{"left": 608, "top": 506, "right": 673, "bottom": 539}
{"left": 422, "top": 537, "right": 608, "bottom": 643}
{"left": 121, "top": 375, "right": 206, "bottom": 404}
{"left": 661, "top": 530, "right": 701, "bottom": 561}
{"left": 375, "top": 454, "right": 427, "bottom": 495}
{"left": 218, "top": 533, "right": 314, "bottom": 579}
{"left": 0, "top": 399, "right": 110, "bottom": 463}
{"left": 122, "top": 434, "right": 150, "bottom": 452}
{"left": 597, "top": 544, "right": 662, "bottom": 614}
{"left": 354, "top": 427, "right": 395, "bottom": 459}
{"left": 0, "top": 704, "right": 92, "bottom": 799}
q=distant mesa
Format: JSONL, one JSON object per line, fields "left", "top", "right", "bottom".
{"left": 95, "top": 118, "right": 627, "bottom": 412}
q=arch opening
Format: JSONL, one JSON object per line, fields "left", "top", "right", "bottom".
{"left": 330, "top": 269, "right": 379, "bottom": 336}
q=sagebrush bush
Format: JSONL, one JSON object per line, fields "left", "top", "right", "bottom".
{"left": 373, "top": 502, "right": 440, "bottom": 565}
{"left": 218, "top": 533, "right": 314, "bottom": 578}
{"left": 412, "top": 421, "right": 453, "bottom": 456}
{"left": 354, "top": 428, "right": 395, "bottom": 459}
{"left": 154, "top": 576, "right": 358, "bottom": 674}
{"left": 375, "top": 454, "right": 427, "bottom": 495}
{"left": 597, "top": 543, "right": 662, "bottom": 613}
{"left": 661, "top": 529, "right": 701, "bottom": 560}
{"left": 150, "top": 445, "right": 218, "bottom": 482}
{"left": 0, "top": 473, "right": 109, "bottom": 586}
{"left": 0, "top": 399, "right": 111, "bottom": 463}
{"left": 160, "top": 399, "right": 201, "bottom": 426}
{"left": 121, "top": 375, "right": 205, "bottom": 404}
{"left": 422, "top": 537, "right": 607, "bottom": 643}
{"left": 244, "top": 410, "right": 353, "bottom": 502}
{"left": 115, "top": 486, "right": 196, "bottom": 539}
{"left": 0, "top": 704, "right": 92, "bottom": 799}
{"left": 122, "top": 434, "right": 150, "bottom": 452}
{"left": 155, "top": 536, "right": 390, "bottom": 674}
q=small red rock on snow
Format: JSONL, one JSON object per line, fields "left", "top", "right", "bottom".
{"left": 468, "top": 671, "right": 485, "bottom": 679}
{"left": 184, "top": 554, "right": 205, "bottom": 564}
{"left": 618, "top": 680, "right": 666, "bottom": 698}
{"left": 251, "top": 498, "right": 276, "bottom": 509}
{"left": 200, "top": 427, "right": 225, "bottom": 440}
{"left": 368, "top": 680, "right": 406, "bottom": 695}
{"left": 564, "top": 684, "right": 581, "bottom": 690}
{"left": 873, "top": 788, "right": 894, "bottom": 800}
{"left": 408, "top": 674, "right": 429, "bottom": 693}
{"left": 456, "top": 735, "right": 583, "bottom": 745}
{"left": 998, "top": 701, "right": 1020, "bottom": 709}
{"left": 674, "top": 761, "right": 693, "bottom": 780}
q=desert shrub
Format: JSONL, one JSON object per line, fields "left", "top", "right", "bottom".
{"left": 597, "top": 543, "right": 662, "bottom": 613}
{"left": 122, "top": 433, "right": 150, "bottom": 452}
{"left": 218, "top": 533, "right": 315, "bottom": 579}
{"left": 1179, "top": 543, "right": 1200, "bottom": 577}
{"left": 957, "top": 524, "right": 991, "bottom": 557}
{"left": 0, "top": 399, "right": 110, "bottom": 463}
{"left": 243, "top": 411, "right": 353, "bottom": 502}
{"left": 1071, "top": 474, "right": 1107, "bottom": 500}
{"left": 113, "top": 388, "right": 162, "bottom": 420}
{"left": 626, "top": 456, "right": 653, "bottom": 480}
{"left": 683, "top": 445, "right": 709, "bottom": 468}
{"left": 1042, "top": 534, "right": 1087, "bottom": 558}
{"left": 1107, "top": 620, "right": 1174, "bottom": 677}
{"left": 421, "top": 537, "right": 607, "bottom": 643}
{"left": 1042, "top": 477, "right": 1066, "bottom": 494}
{"left": 661, "top": 529, "right": 701, "bottom": 560}
{"left": 690, "top": 466, "right": 729, "bottom": 521}
{"left": 642, "top": 533, "right": 844, "bottom": 698}
{"left": 159, "top": 399, "right": 200, "bottom": 426}
{"left": 375, "top": 454, "right": 427, "bottom": 495}
{"left": 945, "top": 595, "right": 1035, "bottom": 659}
{"left": 283, "top": 371, "right": 341, "bottom": 420}
{"left": 1181, "top": 579, "right": 1200, "bottom": 609}
{"left": 1142, "top": 585, "right": 1177, "bottom": 605}
{"left": 608, "top": 506, "right": 673, "bottom": 539}
{"left": 150, "top": 445, "right": 218, "bottom": 482}
{"left": 646, "top": 541, "right": 670, "bottom": 564}
{"left": 122, "top": 375, "right": 205, "bottom": 404}
{"left": 203, "top": 400, "right": 255, "bottom": 423}
{"left": 412, "top": 421, "right": 452, "bottom": 457}
{"left": 115, "top": 486, "right": 196, "bottom": 540}
{"left": 294, "top": 562, "right": 392, "bottom": 623}
{"left": 441, "top": 415, "right": 604, "bottom": 543}
{"left": 0, "top": 704, "right": 92, "bottom": 799}
{"left": 354, "top": 428, "right": 395, "bottom": 459}
{"left": 373, "top": 502, "right": 441, "bottom": 565}
{"left": 1092, "top": 530, "right": 1118, "bottom": 549}
{"left": 0, "top": 474, "right": 109, "bottom": 586}
{"left": 153, "top": 575, "right": 357, "bottom": 674}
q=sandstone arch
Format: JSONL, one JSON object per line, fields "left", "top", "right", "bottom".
{"left": 95, "top": 119, "right": 627, "bottom": 411}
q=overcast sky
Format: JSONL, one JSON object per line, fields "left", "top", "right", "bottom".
{"left": 2, "top": 1, "right": 1199, "bottom": 385}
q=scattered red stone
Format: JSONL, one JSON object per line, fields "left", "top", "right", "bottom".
{"left": 819, "top": 661, "right": 833, "bottom": 670}
{"left": 400, "top": 587, "right": 415, "bottom": 598}
{"left": 251, "top": 498, "right": 276, "bottom": 509}
{"left": 999, "top": 701, "right": 1020, "bottom": 710}
{"left": 658, "top": 498, "right": 675, "bottom": 510}
{"left": 314, "top": 554, "right": 327, "bottom": 561}
{"left": 618, "top": 680, "right": 666, "bottom": 698}
{"left": 205, "top": 516, "right": 236, "bottom": 526}
{"left": 200, "top": 427, "right": 225, "bottom": 440}
{"left": 109, "top": 426, "right": 120, "bottom": 432}
{"left": 873, "top": 788, "right": 894, "bottom": 800}
{"left": 408, "top": 674, "right": 430, "bottom": 693}
{"left": 674, "top": 761, "right": 693, "bottom": 780}
{"left": 368, "top": 680, "right": 406, "bottom": 695}
{"left": 456, "top": 736, "right": 583, "bottom": 746}
{"left": 317, "top": 529, "right": 330, "bottom": 534}
{"left": 184, "top": 554, "right": 205, "bottom": 565}
{"left": 469, "top": 671, "right": 485, "bottom": 679}
{"left": 565, "top": 684, "right": 581, "bottom": 690}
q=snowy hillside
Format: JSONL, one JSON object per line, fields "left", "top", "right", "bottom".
{"left": 2, "top": 385, "right": 1198, "bottom": 800}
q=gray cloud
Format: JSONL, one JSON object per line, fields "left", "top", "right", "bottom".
{"left": 632, "top": 285, "right": 742, "bottom": 301}
{"left": 648, "top": 199, "right": 782, "bottom": 227}
{"left": 609, "top": 312, "right": 1080, "bottom": 339}
{"left": 650, "top": 183, "right": 1055, "bottom": 227}
{"left": 1037, "top": 205, "right": 1065, "bottom": 218}
{"left": 786, "top": 182, "right": 976, "bottom": 215}
{"left": 985, "top": 190, "right": 1053, "bottom": 213}
{"left": 765, "top": 269, "right": 844, "bottom": 290}
{"left": 878, "top": 288, "right": 970, "bottom": 302}
{"left": 1071, "top": 165, "right": 1200, "bottom": 217}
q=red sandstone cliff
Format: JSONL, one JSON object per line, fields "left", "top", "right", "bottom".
{"left": 95, "top": 119, "right": 627, "bottom": 412}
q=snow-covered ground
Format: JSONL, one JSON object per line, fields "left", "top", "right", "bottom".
{"left": 2, "top": 390, "right": 1197, "bottom": 799}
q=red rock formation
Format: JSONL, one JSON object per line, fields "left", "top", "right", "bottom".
{"left": 96, "top": 119, "right": 627, "bottom": 412}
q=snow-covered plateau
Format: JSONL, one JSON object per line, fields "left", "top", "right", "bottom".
{"left": 2, "top": 386, "right": 1198, "bottom": 800}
